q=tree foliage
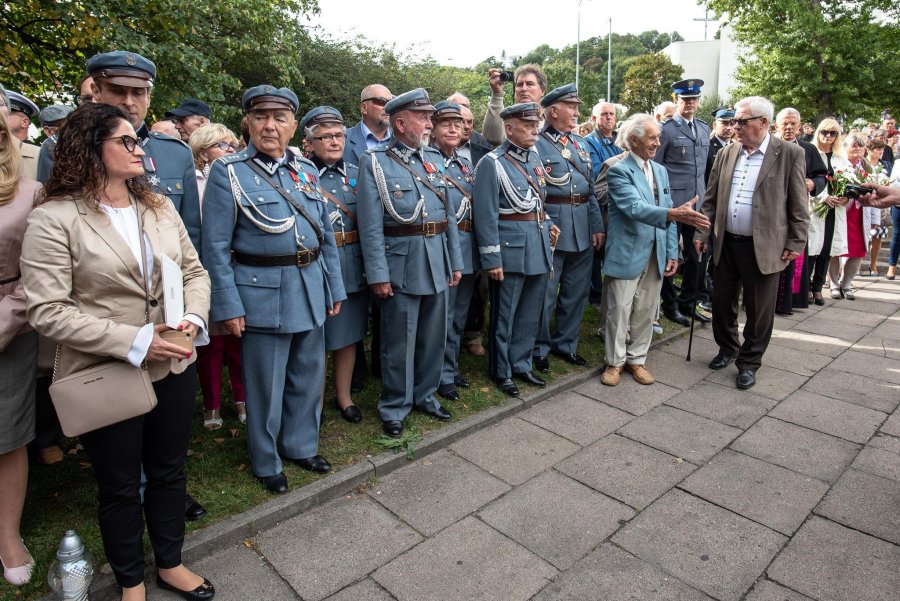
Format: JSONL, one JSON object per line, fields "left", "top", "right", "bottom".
{"left": 618, "top": 53, "right": 684, "bottom": 115}
{"left": 703, "top": 0, "right": 900, "bottom": 122}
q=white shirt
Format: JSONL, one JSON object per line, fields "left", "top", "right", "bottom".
{"left": 726, "top": 134, "right": 770, "bottom": 236}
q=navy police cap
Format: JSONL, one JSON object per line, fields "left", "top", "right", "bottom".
{"left": 87, "top": 51, "right": 156, "bottom": 88}
{"left": 500, "top": 102, "right": 541, "bottom": 121}
{"left": 384, "top": 88, "right": 434, "bottom": 116}
{"left": 431, "top": 101, "right": 462, "bottom": 121}
{"left": 6, "top": 91, "right": 39, "bottom": 118}
{"left": 242, "top": 85, "right": 299, "bottom": 114}
{"left": 165, "top": 99, "right": 212, "bottom": 119}
{"left": 713, "top": 106, "right": 735, "bottom": 120}
{"left": 299, "top": 106, "right": 344, "bottom": 130}
{"left": 671, "top": 79, "right": 704, "bottom": 98}
{"left": 540, "top": 83, "right": 582, "bottom": 108}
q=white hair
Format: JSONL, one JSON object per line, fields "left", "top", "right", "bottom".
{"left": 654, "top": 101, "right": 676, "bottom": 119}
{"left": 735, "top": 96, "right": 774, "bottom": 121}
{"left": 592, "top": 101, "right": 614, "bottom": 119}
{"left": 776, "top": 107, "right": 801, "bottom": 123}
{"left": 616, "top": 113, "right": 656, "bottom": 151}
{"left": 304, "top": 123, "right": 346, "bottom": 141}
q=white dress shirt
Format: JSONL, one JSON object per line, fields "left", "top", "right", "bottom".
{"left": 726, "top": 134, "right": 770, "bottom": 236}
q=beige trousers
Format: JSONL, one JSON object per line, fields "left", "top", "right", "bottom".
{"left": 604, "top": 251, "right": 661, "bottom": 367}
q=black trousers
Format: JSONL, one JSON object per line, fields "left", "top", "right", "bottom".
{"left": 712, "top": 235, "right": 779, "bottom": 371}
{"left": 661, "top": 223, "right": 709, "bottom": 315}
{"left": 80, "top": 365, "right": 197, "bottom": 588}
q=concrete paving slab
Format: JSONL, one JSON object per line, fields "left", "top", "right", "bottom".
{"left": 829, "top": 349, "right": 900, "bottom": 384}
{"left": 617, "top": 405, "right": 742, "bottom": 464}
{"left": 814, "top": 305, "right": 887, "bottom": 326}
{"left": 367, "top": 449, "right": 510, "bottom": 536}
{"left": 664, "top": 381, "right": 776, "bottom": 429}
{"left": 768, "top": 516, "right": 900, "bottom": 601}
{"left": 731, "top": 417, "right": 860, "bottom": 483}
{"left": 870, "top": 318, "right": 900, "bottom": 339}
{"left": 478, "top": 470, "right": 634, "bottom": 570}
{"left": 679, "top": 449, "right": 828, "bottom": 535}
{"left": 656, "top": 334, "right": 722, "bottom": 360}
{"left": 851, "top": 333, "right": 900, "bottom": 360}
{"left": 612, "top": 489, "right": 786, "bottom": 601}
{"left": 769, "top": 390, "right": 887, "bottom": 444}
{"left": 640, "top": 348, "right": 714, "bottom": 389}
{"left": 449, "top": 417, "right": 579, "bottom": 485}
{"left": 847, "top": 289, "right": 900, "bottom": 305}
{"left": 814, "top": 468, "right": 900, "bottom": 544}
{"left": 531, "top": 543, "right": 714, "bottom": 601}
{"left": 258, "top": 496, "right": 422, "bottom": 601}
{"left": 801, "top": 368, "right": 900, "bottom": 413}
{"left": 743, "top": 580, "right": 814, "bottom": 601}
{"left": 372, "top": 517, "right": 556, "bottom": 601}
{"left": 882, "top": 411, "right": 900, "bottom": 436}
{"left": 324, "top": 579, "right": 396, "bottom": 601}
{"left": 791, "top": 316, "right": 873, "bottom": 343}
{"left": 519, "top": 390, "right": 633, "bottom": 446}
{"left": 556, "top": 434, "right": 696, "bottom": 509}
{"left": 868, "top": 432, "right": 900, "bottom": 453}
{"left": 758, "top": 341, "right": 834, "bottom": 377}
{"left": 851, "top": 446, "right": 900, "bottom": 482}
{"left": 704, "top": 365, "right": 808, "bottom": 401}
{"left": 574, "top": 376, "right": 681, "bottom": 416}
{"left": 768, "top": 328, "right": 852, "bottom": 357}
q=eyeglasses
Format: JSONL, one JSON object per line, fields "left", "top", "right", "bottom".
{"left": 312, "top": 132, "right": 345, "bottom": 142}
{"left": 819, "top": 130, "right": 839, "bottom": 137}
{"left": 101, "top": 135, "right": 139, "bottom": 153}
{"left": 208, "top": 141, "right": 236, "bottom": 152}
{"left": 363, "top": 97, "right": 389, "bottom": 107}
{"left": 733, "top": 115, "right": 764, "bottom": 127}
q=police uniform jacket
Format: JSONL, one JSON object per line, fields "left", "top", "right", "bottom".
{"left": 356, "top": 142, "right": 464, "bottom": 295}
{"left": 655, "top": 114, "right": 710, "bottom": 207}
{"left": 705, "top": 136, "right": 729, "bottom": 184}
{"left": 473, "top": 141, "right": 553, "bottom": 276}
{"left": 436, "top": 148, "right": 478, "bottom": 274}
{"left": 201, "top": 144, "right": 347, "bottom": 332}
{"left": 535, "top": 126, "right": 603, "bottom": 253}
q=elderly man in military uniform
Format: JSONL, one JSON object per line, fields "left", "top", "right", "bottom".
{"left": 4, "top": 91, "right": 40, "bottom": 180}
{"left": 202, "top": 85, "right": 346, "bottom": 494}
{"left": 654, "top": 78, "right": 711, "bottom": 327}
{"left": 532, "top": 84, "right": 604, "bottom": 372}
{"left": 474, "top": 103, "right": 559, "bottom": 397}
{"left": 357, "top": 89, "right": 464, "bottom": 439}
{"left": 86, "top": 51, "right": 202, "bottom": 250}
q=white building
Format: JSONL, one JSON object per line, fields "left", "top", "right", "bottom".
{"left": 661, "top": 25, "right": 744, "bottom": 102}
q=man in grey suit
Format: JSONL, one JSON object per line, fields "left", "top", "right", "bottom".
{"left": 695, "top": 96, "right": 808, "bottom": 390}
{"left": 343, "top": 83, "right": 393, "bottom": 166}
{"left": 357, "top": 88, "right": 464, "bottom": 439}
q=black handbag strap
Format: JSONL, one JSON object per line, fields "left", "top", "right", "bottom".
{"left": 245, "top": 159, "right": 325, "bottom": 247}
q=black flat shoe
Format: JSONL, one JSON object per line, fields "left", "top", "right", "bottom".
{"left": 437, "top": 384, "right": 459, "bottom": 401}
{"left": 287, "top": 455, "right": 331, "bottom": 474}
{"left": 775, "top": 310, "right": 794, "bottom": 317}
{"left": 514, "top": 371, "right": 546, "bottom": 387}
{"left": 419, "top": 405, "right": 452, "bottom": 421}
{"left": 495, "top": 378, "right": 519, "bottom": 397}
{"left": 664, "top": 311, "right": 691, "bottom": 327}
{"left": 382, "top": 420, "right": 404, "bottom": 438}
{"left": 157, "top": 572, "right": 215, "bottom": 601}
{"left": 455, "top": 375, "right": 470, "bottom": 388}
{"left": 736, "top": 369, "right": 757, "bottom": 390}
{"left": 184, "top": 494, "right": 207, "bottom": 522}
{"left": 532, "top": 355, "right": 550, "bottom": 373}
{"left": 551, "top": 350, "right": 589, "bottom": 366}
{"left": 257, "top": 472, "right": 288, "bottom": 494}
{"left": 708, "top": 354, "right": 735, "bottom": 370}
{"left": 336, "top": 401, "right": 362, "bottom": 424}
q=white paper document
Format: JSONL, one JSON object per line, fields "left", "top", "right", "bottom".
{"left": 161, "top": 254, "right": 184, "bottom": 329}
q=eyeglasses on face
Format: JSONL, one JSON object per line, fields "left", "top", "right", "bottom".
{"left": 363, "top": 97, "right": 389, "bottom": 107}
{"left": 101, "top": 135, "right": 139, "bottom": 153}
{"left": 819, "top": 130, "right": 839, "bottom": 137}
{"left": 733, "top": 115, "right": 764, "bottom": 127}
{"left": 208, "top": 141, "right": 236, "bottom": 152}
{"left": 312, "top": 132, "right": 345, "bottom": 142}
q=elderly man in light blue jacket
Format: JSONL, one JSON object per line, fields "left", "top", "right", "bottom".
{"left": 602, "top": 114, "right": 709, "bottom": 386}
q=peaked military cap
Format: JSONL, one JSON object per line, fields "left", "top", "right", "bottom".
{"left": 713, "top": 106, "right": 735, "bottom": 120}
{"left": 540, "top": 83, "right": 582, "bottom": 108}
{"left": 6, "top": 92, "right": 39, "bottom": 118}
{"left": 500, "top": 102, "right": 541, "bottom": 122}
{"left": 384, "top": 88, "right": 434, "bottom": 116}
{"left": 87, "top": 51, "right": 156, "bottom": 88}
{"left": 242, "top": 85, "right": 299, "bottom": 114}
{"left": 299, "top": 105, "right": 344, "bottom": 130}
{"left": 38, "top": 104, "right": 73, "bottom": 124}
{"left": 165, "top": 98, "right": 212, "bottom": 119}
{"left": 431, "top": 101, "right": 462, "bottom": 121}
{"left": 671, "top": 79, "right": 704, "bottom": 98}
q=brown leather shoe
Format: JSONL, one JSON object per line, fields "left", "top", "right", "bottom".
{"left": 600, "top": 365, "right": 622, "bottom": 386}
{"left": 38, "top": 445, "right": 64, "bottom": 465}
{"left": 466, "top": 342, "right": 486, "bottom": 357}
{"left": 625, "top": 363, "right": 655, "bottom": 385}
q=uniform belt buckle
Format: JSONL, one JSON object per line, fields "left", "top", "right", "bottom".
{"left": 570, "top": 195, "right": 579, "bottom": 205}
{"left": 296, "top": 249, "right": 311, "bottom": 267}
{"left": 423, "top": 221, "right": 437, "bottom": 237}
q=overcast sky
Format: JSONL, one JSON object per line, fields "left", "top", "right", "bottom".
{"left": 306, "top": 0, "right": 719, "bottom": 68}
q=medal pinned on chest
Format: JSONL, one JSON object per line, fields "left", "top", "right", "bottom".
{"left": 534, "top": 165, "right": 546, "bottom": 187}
{"left": 342, "top": 176, "right": 356, "bottom": 193}
{"left": 558, "top": 136, "right": 572, "bottom": 159}
{"left": 423, "top": 161, "right": 441, "bottom": 181}
{"left": 143, "top": 156, "right": 160, "bottom": 188}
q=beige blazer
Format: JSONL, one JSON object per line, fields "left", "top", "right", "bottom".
{"left": 697, "top": 135, "right": 809, "bottom": 275}
{"left": 0, "top": 179, "right": 41, "bottom": 351}
{"left": 19, "top": 142, "right": 39, "bottom": 181}
{"left": 21, "top": 195, "right": 210, "bottom": 382}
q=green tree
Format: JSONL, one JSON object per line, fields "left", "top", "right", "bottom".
{"left": 618, "top": 53, "right": 684, "bottom": 115}
{"left": 702, "top": 0, "right": 900, "bottom": 121}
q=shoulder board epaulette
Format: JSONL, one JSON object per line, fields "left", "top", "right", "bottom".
{"left": 293, "top": 154, "right": 317, "bottom": 169}
{"left": 344, "top": 160, "right": 359, "bottom": 171}
{"left": 660, "top": 117, "right": 674, "bottom": 125}
{"left": 149, "top": 131, "right": 189, "bottom": 148}
{"left": 695, "top": 117, "right": 708, "bottom": 125}
{"left": 220, "top": 150, "right": 249, "bottom": 164}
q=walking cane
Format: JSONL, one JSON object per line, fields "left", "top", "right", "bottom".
{"left": 686, "top": 249, "right": 709, "bottom": 361}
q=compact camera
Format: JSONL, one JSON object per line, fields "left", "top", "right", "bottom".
{"left": 498, "top": 70, "right": 514, "bottom": 83}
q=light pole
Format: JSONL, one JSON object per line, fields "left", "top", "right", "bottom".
{"left": 575, "top": 0, "right": 584, "bottom": 90}
{"left": 607, "top": 18, "right": 612, "bottom": 102}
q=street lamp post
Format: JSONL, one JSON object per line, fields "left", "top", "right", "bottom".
{"left": 575, "top": 0, "right": 584, "bottom": 90}
{"left": 607, "top": 18, "right": 612, "bottom": 102}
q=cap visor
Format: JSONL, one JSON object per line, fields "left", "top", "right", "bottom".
{"left": 248, "top": 100, "right": 294, "bottom": 111}
{"left": 101, "top": 75, "right": 153, "bottom": 88}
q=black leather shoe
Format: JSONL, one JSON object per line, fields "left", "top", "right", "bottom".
{"left": 532, "top": 355, "right": 550, "bottom": 373}
{"left": 288, "top": 455, "right": 332, "bottom": 474}
{"left": 708, "top": 354, "right": 735, "bottom": 370}
{"left": 336, "top": 401, "right": 362, "bottom": 424}
{"left": 736, "top": 369, "right": 757, "bottom": 390}
{"left": 455, "top": 375, "right": 470, "bottom": 388}
{"left": 437, "top": 384, "right": 459, "bottom": 401}
{"left": 495, "top": 378, "right": 519, "bottom": 396}
{"left": 775, "top": 310, "right": 794, "bottom": 317}
{"left": 421, "top": 405, "right": 453, "bottom": 421}
{"left": 157, "top": 572, "right": 215, "bottom": 601}
{"left": 664, "top": 311, "right": 691, "bottom": 327}
{"left": 257, "top": 472, "right": 288, "bottom": 494}
{"left": 514, "top": 371, "right": 546, "bottom": 387}
{"left": 382, "top": 420, "right": 404, "bottom": 438}
{"left": 551, "top": 350, "right": 589, "bottom": 366}
{"left": 184, "top": 494, "right": 207, "bottom": 522}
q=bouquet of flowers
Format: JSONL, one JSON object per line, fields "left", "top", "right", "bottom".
{"left": 811, "top": 164, "right": 881, "bottom": 219}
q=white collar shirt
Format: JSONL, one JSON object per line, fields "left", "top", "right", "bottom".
{"left": 726, "top": 133, "right": 770, "bottom": 236}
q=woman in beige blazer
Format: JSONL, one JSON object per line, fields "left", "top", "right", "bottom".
{"left": 0, "top": 111, "right": 40, "bottom": 587}
{"left": 21, "top": 103, "right": 213, "bottom": 601}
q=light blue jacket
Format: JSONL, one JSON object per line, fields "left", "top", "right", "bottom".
{"left": 437, "top": 149, "right": 478, "bottom": 274}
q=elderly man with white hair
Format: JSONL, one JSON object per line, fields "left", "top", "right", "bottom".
{"left": 601, "top": 114, "right": 709, "bottom": 386}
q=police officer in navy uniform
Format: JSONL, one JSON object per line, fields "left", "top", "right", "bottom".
{"left": 428, "top": 101, "right": 478, "bottom": 402}
{"left": 299, "top": 105, "right": 368, "bottom": 425}
{"left": 202, "top": 85, "right": 347, "bottom": 494}
{"left": 706, "top": 106, "right": 735, "bottom": 183}
{"left": 356, "top": 89, "right": 464, "bottom": 439}
{"left": 85, "top": 51, "right": 202, "bottom": 251}
{"left": 654, "top": 78, "right": 711, "bottom": 326}
{"left": 473, "top": 102, "right": 560, "bottom": 397}
{"left": 532, "top": 84, "right": 604, "bottom": 372}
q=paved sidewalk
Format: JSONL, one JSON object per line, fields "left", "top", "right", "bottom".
{"left": 148, "top": 277, "right": 899, "bottom": 601}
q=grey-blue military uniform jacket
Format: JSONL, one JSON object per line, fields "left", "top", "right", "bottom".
{"left": 201, "top": 144, "right": 347, "bottom": 332}
{"left": 436, "top": 147, "right": 478, "bottom": 275}
{"left": 356, "top": 141, "right": 464, "bottom": 295}
{"left": 654, "top": 114, "right": 710, "bottom": 208}
{"left": 311, "top": 156, "right": 366, "bottom": 294}
{"left": 473, "top": 141, "right": 553, "bottom": 276}
{"left": 534, "top": 126, "right": 604, "bottom": 252}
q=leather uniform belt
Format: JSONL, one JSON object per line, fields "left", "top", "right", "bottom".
{"left": 234, "top": 248, "right": 321, "bottom": 268}
{"left": 334, "top": 230, "right": 359, "bottom": 247}
{"left": 457, "top": 219, "right": 472, "bottom": 232}
{"left": 0, "top": 272, "right": 20, "bottom": 285}
{"left": 384, "top": 220, "right": 448, "bottom": 237}
{"left": 499, "top": 212, "right": 549, "bottom": 222}
{"left": 725, "top": 232, "right": 753, "bottom": 242}
{"left": 545, "top": 194, "right": 587, "bottom": 205}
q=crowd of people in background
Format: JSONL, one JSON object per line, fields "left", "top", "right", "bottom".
{"left": 1, "top": 50, "right": 899, "bottom": 600}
